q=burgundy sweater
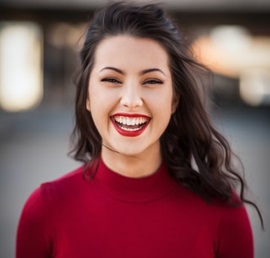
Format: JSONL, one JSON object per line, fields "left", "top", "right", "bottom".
{"left": 16, "top": 159, "right": 253, "bottom": 258}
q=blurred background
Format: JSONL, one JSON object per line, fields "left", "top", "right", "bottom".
{"left": 0, "top": 0, "right": 269, "bottom": 257}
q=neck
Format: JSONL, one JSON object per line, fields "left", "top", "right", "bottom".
{"left": 101, "top": 145, "right": 162, "bottom": 178}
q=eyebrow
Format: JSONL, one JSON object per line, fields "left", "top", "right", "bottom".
{"left": 99, "top": 67, "right": 166, "bottom": 76}
{"left": 99, "top": 67, "right": 124, "bottom": 74}
{"left": 140, "top": 68, "right": 165, "bottom": 76}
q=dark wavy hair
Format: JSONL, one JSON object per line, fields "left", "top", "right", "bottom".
{"left": 71, "top": 1, "right": 263, "bottom": 226}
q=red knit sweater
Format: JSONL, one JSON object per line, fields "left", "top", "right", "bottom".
{"left": 16, "top": 159, "right": 253, "bottom": 258}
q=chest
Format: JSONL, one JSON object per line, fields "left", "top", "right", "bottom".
{"left": 51, "top": 194, "right": 218, "bottom": 258}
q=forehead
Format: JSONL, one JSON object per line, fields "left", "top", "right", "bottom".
{"left": 93, "top": 35, "right": 169, "bottom": 68}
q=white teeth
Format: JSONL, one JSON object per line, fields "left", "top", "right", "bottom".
{"left": 118, "top": 126, "right": 141, "bottom": 132}
{"left": 114, "top": 116, "right": 148, "bottom": 126}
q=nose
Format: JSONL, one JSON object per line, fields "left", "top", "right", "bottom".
{"left": 120, "top": 83, "right": 143, "bottom": 109}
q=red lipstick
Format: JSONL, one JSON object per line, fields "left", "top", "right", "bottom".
{"left": 110, "top": 113, "right": 150, "bottom": 137}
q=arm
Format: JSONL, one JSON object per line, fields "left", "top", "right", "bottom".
{"left": 216, "top": 204, "right": 253, "bottom": 258}
{"left": 16, "top": 187, "right": 53, "bottom": 258}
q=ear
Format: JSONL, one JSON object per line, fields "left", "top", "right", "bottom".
{"left": 171, "top": 94, "right": 179, "bottom": 114}
{"left": 86, "top": 98, "right": 91, "bottom": 112}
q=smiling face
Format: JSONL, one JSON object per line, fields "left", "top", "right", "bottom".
{"left": 87, "top": 35, "right": 177, "bottom": 173}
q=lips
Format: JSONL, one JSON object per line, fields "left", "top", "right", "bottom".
{"left": 110, "top": 114, "right": 151, "bottom": 137}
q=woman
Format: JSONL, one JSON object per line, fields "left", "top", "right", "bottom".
{"left": 16, "top": 2, "right": 262, "bottom": 258}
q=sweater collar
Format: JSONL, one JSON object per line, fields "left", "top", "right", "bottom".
{"left": 93, "top": 158, "right": 178, "bottom": 203}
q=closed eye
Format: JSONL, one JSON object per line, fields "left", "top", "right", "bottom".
{"left": 143, "top": 79, "right": 163, "bottom": 85}
{"left": 101, "top": 78, "right": 122, "bottom": 84}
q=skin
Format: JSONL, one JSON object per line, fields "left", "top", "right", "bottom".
{"left": 87, "top": 35, "right": 178, "bottom": 178}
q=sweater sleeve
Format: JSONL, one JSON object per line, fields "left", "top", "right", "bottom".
{"left": 216, "top": 204, "right": 253, "bottom": 258}
{"left": 16, "top": 186, "right": 53, "bottom": 258}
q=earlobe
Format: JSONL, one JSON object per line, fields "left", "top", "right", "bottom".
{"left": 86, "top": 99, "right": 91, "bottom": 111}
{"left": 171, "top": 95, "right": 179, "bottom": 114}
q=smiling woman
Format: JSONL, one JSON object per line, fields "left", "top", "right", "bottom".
{"left": 86, "top": 35, "right": 176, "bottom": 176}
{"left": 16, "top": 1, "right": 262, "bottom": 258}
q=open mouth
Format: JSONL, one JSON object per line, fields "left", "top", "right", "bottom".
{"left": 111, "top": 114, "right": 151, "bottom": 136}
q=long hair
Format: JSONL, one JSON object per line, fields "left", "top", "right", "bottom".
{"left": 70, "top": 1, "right": 263, "bottom": 226}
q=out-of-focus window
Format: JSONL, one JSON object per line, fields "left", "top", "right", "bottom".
{"left": 0, "top": 22, "right": 43, "bottom": 112}
{"left": 192, "top": 25, "right": 270, "bottom": 106}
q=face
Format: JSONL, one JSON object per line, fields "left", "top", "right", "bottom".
{"left": 87, "top": 35, "right": 177, "bottom": 164}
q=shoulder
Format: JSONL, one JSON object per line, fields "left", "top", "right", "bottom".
{"left": 40, "top": 165, "right": 86, "bottom": 197}
{"left": 175, "top": 185, "right": 252, "bottom": 228}
{"left": 17, "top": 166, "right": 86, "bottom": 256}
{"left": 214, "top": 202, "right": 253, "bottom": 257}
{"left": 178, "top": 187, "right": 253, "bottom": 256}
{"left": 21, "top": 165, "right": 86, "bottom": 216}
{"left": 216, "top": 192, "right": 252, "bottom": 232}
{"left": 217, "top": 201, "right": 252, "bottom": 235}
{"left": 210, "top": 193, "right": 254, "bottom": 257}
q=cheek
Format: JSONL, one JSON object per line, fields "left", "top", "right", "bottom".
{"left": 88, "top": 87, "right": 116, "bottom": 126}
{"left": 147, "top": 90, "right": 174, "bottom": 112}
{"left": 88, "top": 85, "right": 103, "bottom": 111}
